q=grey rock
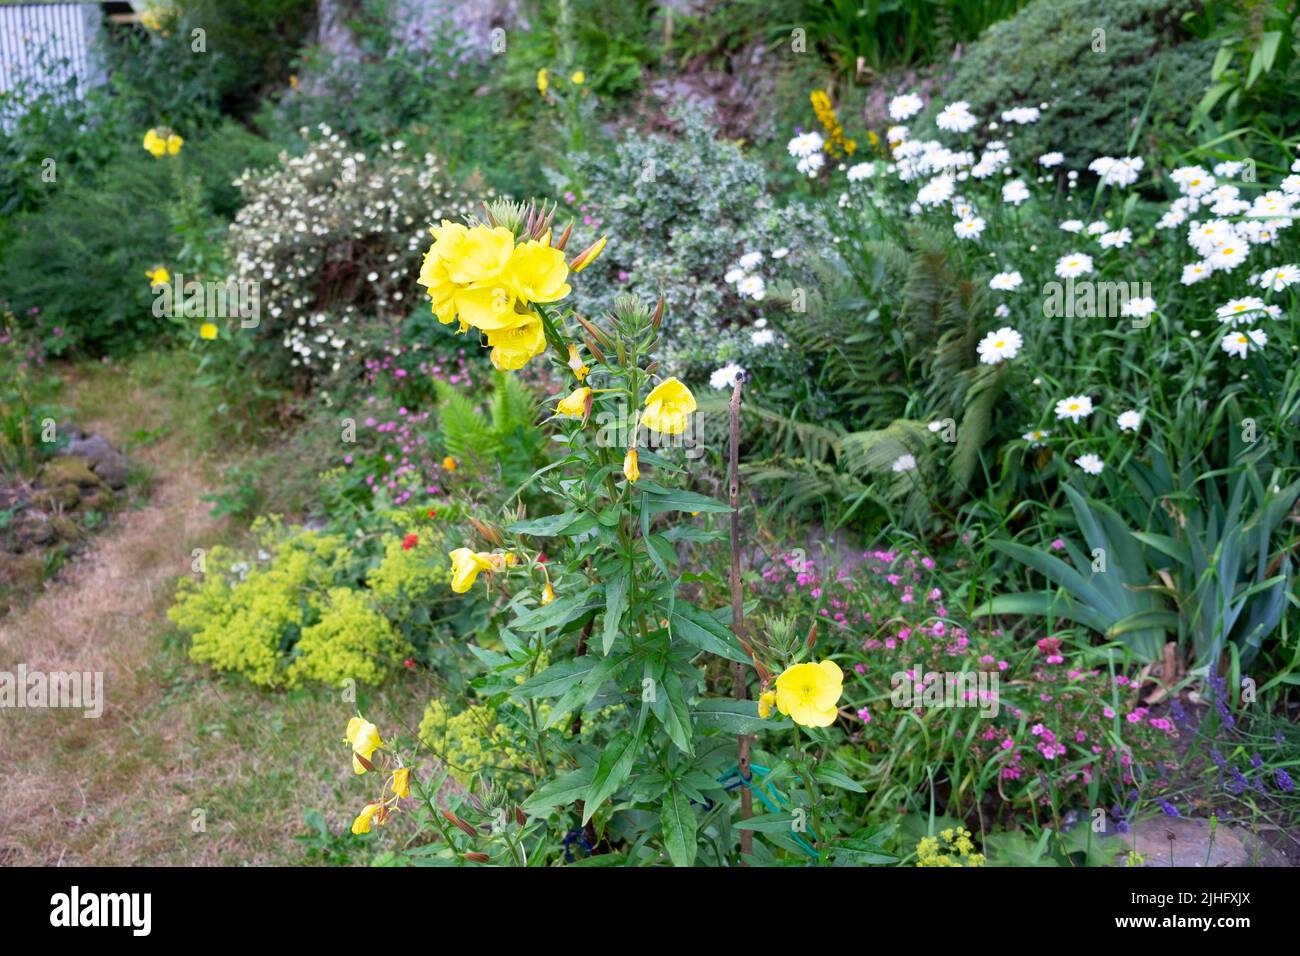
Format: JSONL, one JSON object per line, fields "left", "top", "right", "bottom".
{"left": 59, "top": 432, "right": 129, "bottom": 489}
{"left": 1123, "top": 816, "right": 1289, "bottom": 867}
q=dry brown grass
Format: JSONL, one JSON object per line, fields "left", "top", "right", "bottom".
{"left": 0, "top": 357, "right": 423, "bottom": 866}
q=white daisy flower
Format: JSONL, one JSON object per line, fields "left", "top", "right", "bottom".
{"left": 990, "top": 271, "right": 1024, "bottom": 291}
{"left": 888, "top": 93, "right": 924, "bottom": 120}
{"left": 1216, "top": 297, "right": 1266, "bottom": 324}
{"left": 891, "top": 453, "right": 918, "bottom": 473}
{"left": 751, "top": 329, "right": 775, "bottom": 347}
{"left": 1213, "top": 161, "right": 1244, "bottom": 178}
{"left": 1116, "top": 410, "right": 1142, "bottom": 432}
{"left": 917, "top": 174, "right": 955, "bottom": 207}
{"left": 886, "top": 125, "right": 908, "bottom": 144}
{"left": 847, "top": 162, "right": 875, "bottom": 182}
{"left": 1001, "top": 106, "right": 1041, "bottom": 124}
{"left": 1054, "top": 395, "right": 1094, "bottom": 422}
{"left": 1085, "top": 220, "right": 1110, "bottom": 235}
{"left": 736, "top": 275, "right": 766, "bottom": 300}
{"left": 1023, "top": 429, "right": 1050, "bottom": 447}
{"left": 796, "top": 152, "right": 825, "bottom": 177}
{"left": 1257, "top": 264, "right": 1300, "bottom": 291}
{"left": 1156, "top": 207, "right": 1187, "bottom": 230}
{"left": 1059, "top": 219, "right": 1085, "bottom": 233}
{"left": 976, "top": 326, "right": 1023, "bottom": 365}
{"left": 1076, "top": 454, "right": 1105, "bottom": 475}
{"left": 1038, "top": 151, "right": 1065, "bottom": 167}
{"left": 1001, "top": 179, "right": 1030, "bottom": 205}
{"left": 1280, "top": 174, "right": 1300, "bottom": 195}
{"left": 1208, "top": 241, "right": 1249, "bottom": 271}
{"left": 954, "top": 216, "right": 986, "bottom": 240}
{"left": 724, "top": 268, "right": 745, "bottom": 284}
{"left": 1181, "top": 261, "right": 1213, "bottom": 285}
{"left": 1120, "top": 296, "right": 1157, "bottom": 318}
{"left": 787, "top": 131, "right": 824, "bottom": 158}
{"left": 771, "top": 247, "right": 789, "bottom": 259}
{"left": 1054, "top": 253, "right": 1094, "bottom": 278}
{"left": 936, "top": 101, "right": 977, "bottom": 133}
{"left": 1220, "top": 328, "right": 1267, "bottom": 359}
{"left": 738, "top": 251, "right": 764, "bottom": 270}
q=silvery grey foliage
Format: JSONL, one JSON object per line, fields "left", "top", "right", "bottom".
{"left": 558, "top": 102, "right": 830, "bottom": 378}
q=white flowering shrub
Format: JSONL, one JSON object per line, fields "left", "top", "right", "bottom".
{"left": 558, "top": 103, "right": 829, "bottom": 377}
{"left": 227, "top": 124, "right": 478, "bottom": 387}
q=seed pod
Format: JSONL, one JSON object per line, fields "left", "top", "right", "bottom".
{"left": 465, "top": 852, "right": 490, "bottom": 864}
{"left": 442, "top": 809, "right": 480, "bottom": 838}
{"left": 651, "top": 294, "right": 665, "bottom": 329}
{"left": 584, "top": 336, "right": 607, "bottom": 365}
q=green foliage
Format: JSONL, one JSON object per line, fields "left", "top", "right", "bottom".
{"left": 938, "top": 0, "right": 1216, "bottom": 163}
{"left": 434, "top": 371, "right": 544, "bottom": 493}
{"left": 799, "top": 0, "right": 1030, "bottom": 73}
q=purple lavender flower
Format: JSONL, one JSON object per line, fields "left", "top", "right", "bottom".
{"left": 1210, "top": 748, "right": 1226, "bottom": 769}
{"left": 1227, "top": 767, "right": 1248, "bottom": 795}
{"left": 1116, "top": 819, "right": 1131, "bottom": 834}
{"left": 1158, "top": 799, "right": 1181, "bottom": 817}
{"left": 1276, "top": 768, "right": 1294, "bottom": 793}
{"left": 1250, "top": 752, "right": 1264, "bottom": 770}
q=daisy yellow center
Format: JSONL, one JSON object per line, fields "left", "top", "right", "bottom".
{"left": 994, "top": 340, "right": 1005, "bottom": 348}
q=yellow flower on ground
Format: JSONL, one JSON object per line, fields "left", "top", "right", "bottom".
{"left": 486, "top": 315, "right": 547, "bottom": 371}
{"left": 774, "top": 660, "right": 843, "bottom": 727}
{"left": 351, "top": 802, "right": 382, "bottom": 835}
{"left": 345, "top": 716, "right": 384, "bottom": 774}
{"left": 449, "top": 547, "right": 495, "bottom": 593}
{"left": 623, "top": 448, "right": 639, "bottom": 484}
{"left": 556, "top": 386, "right": 591, "bottom": 417}
{"left": 537, "top": 68, "right": 549, "bottom": 96}
{"left": 146, "top": 266, "right": 170, "bottom": 287}
{"left": 199, "top": 323, "right": 218, "bottom": 340}
{"left": 570, "top": 235, "right": 607, "bottom": 273}
{"left": 758, "top": 690, "right": 777, "bottom": 719}
{"left": 390, "top": 767, "right": 411, "bottom": 799}
{"left": 442, "top": 455, "right": 457, "bottom": 471}
{"left": 570, "top": 70, "right": 585, "bottom": 85}
{"left": 642, "top": 377, "right": 697, "bottom": 435}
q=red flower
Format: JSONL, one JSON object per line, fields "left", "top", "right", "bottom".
{"left": 402, "top": 533, "right": 419, "bottom": 551}
{"left": 1036, "top": 637, "right": 1062, "bottom": 655}
{"left": 427, "top": 509, "right": 438, "bottom": 519}
{"left": 403, "top": 658, "right": 416, "bottom": 670}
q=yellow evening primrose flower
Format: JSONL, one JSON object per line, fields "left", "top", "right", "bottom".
{"left": 507, "top": 239, "right": 571, "bottom": 304}
{"left": 623, "top": 448, "right": 640, "bottom": 484}
{"left": 444, "top": 224, "right": 515, "bottom": 286}
{"left": 556, "top": 386, "right": 591, "bottom": 417}
{"left": 758, "top": 690, "right": 777, "bottom": 719}
{"left": 142, "top": 128, "right": 166, "bottom": 157}
{"left": 537, "top": 68, "right": 549, "bottom": 96}
{"left": 774, "top": 660, "right": 843, "bottom": 728}
{"left": 345, "top": 716, "right": 384, "bottom": 774}
{"left": 199, "top": 323, "right": 218, "bottom": 340}
{"left": 486, "top": 314, "right": 548, "bottom": 371}
{"left": 442, "top": 455, "right": 457, "bottom": 471}
{"left": 390, "top": 767, "right": 411, "bottom": 799}
{"left": 641, "top": 377, "right": 697, "bottom": 435}
{"left": 570, "top": 70, "right": 585, "bottom": 85}
{"left": 570, "top": 235, "right": 607, "bottom": 273}
{"left": 146, "top": 266, "right": 171, "bottom": 287}
{"left": 351, "top": 802, "right": 383, "bottom": 835}
{"left": 449, "top": 547, "right": 495, "bottom": 593}
{"left": 165, "top": 133, "right": 183, "bottom": 155}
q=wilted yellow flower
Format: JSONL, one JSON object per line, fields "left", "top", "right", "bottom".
{"left": 774, "top": 660, "right": 843, "bottom": 727}
{"left": 351, "top": 802, "right": 382, "bottom": 835}
{"left": 146, "top": 266, "right": 170, "bottom": 287}
{"left": 758, "top": 690, "right": 777, "bottom": 719}
{"left": 345, "top": 716, "right": 384, "bottom": 774}
{"left": 641, "top": 378, "right": 697, "bottom": 435}
{"left": 570, "top": 70, "right": 585, "bottom": 85}
{"left": 556, "top": 386, "right": 591, "bottom": 417}
{"left": 449, "top": 547, "right": 495, "bottom": 593}
{"left": 541, "top": 580, "right": 555, "bottom": 605}
{"left": 486, "top": 315, "right": 547, "bottom": 371}
{"left": 570, "top": 235, "right": 607, "bottom": 274}
{"left": 199, "top": 323, "right": 218, "bottom": 340}
{"left": 567, "top": 344, "right": 589, "bottom": 381}
{"left": 390, "top": 767, "right": 411, "bottom": 799}
{"left": 623, "top": 448, "right": 639, "bottom": 483}
{"left": 537, "top": 68, "right": 549, "bottom": 96}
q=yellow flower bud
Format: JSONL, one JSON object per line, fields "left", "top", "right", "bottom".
{"left": 623, "top": 448, "right": 639, "bottom": 484}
